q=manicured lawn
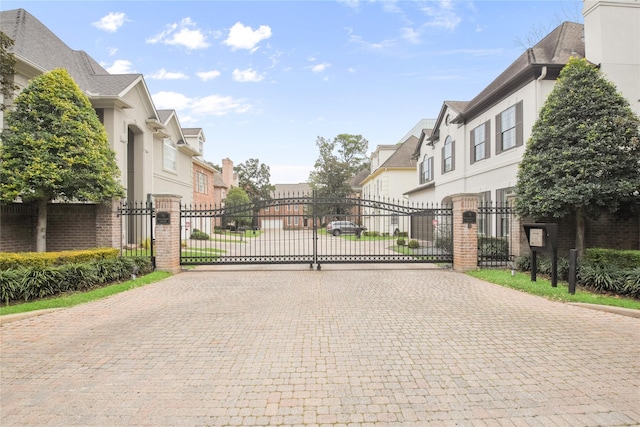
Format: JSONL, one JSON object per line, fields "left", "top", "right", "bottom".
{"left": 467, "top": 269, "right": 640, "bottom": 310}
{"left": 0, "top": 271, "right": 171, "bottom": 316}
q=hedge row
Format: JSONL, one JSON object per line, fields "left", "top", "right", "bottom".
{"left": 1, "top": 256, "right": 152, "bottom": 304}
{"left": 515, "top": 248, "right": 640, "bottom": 299}
{"left": 0, "top": 248, "right": 119, "bottom": 270}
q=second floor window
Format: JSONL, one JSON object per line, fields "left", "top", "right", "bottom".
{"left": 442, "top": 136, "right": 455, "bottom": 173}
{"left": 420, "top": 155, "right": 433, "bottom": 184}
{"left": 196, "top": 171, "right": 207, "bottom": 194}
{"left": 471, "top": 122, "right": 490, "bottom": 163}
{"left": 496, "top": 101, "right": 523, "bottom": 154}
{"left": 163, "top": 139, "right": 177, "bottom": 172}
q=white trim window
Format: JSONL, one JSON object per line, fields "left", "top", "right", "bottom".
{"left": 196, "top": 171, "right": 207, "bottom": 194}
{"left": 495, "top": 101, "right": 523, "bottom": 154}
{"left": 420, "top": 155, "right": 434, "bottom": 184}
{"left": 163, "top": 138, "right": 177, "bottom": 172}
{"left": 442, "top": 136, "right": 455, "bottom": 173}
{"left": 470, "top": 121, "right": 491, "bottom": 163}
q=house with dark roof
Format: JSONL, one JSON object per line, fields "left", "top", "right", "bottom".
{"left": 0, "top": 9, "right": 203, "bottom": 207}
{"left": 359, "top": 135, "right": 420, "bottom": 235}
{"left": 405, "top": 20, "right": 586, "bottom": 212}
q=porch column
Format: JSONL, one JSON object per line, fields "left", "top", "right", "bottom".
{"left": 452, "top": 193, "right": 478, "bottom": 272}
{"left": 154, "top": 194, "right": 182, "bottom": 274}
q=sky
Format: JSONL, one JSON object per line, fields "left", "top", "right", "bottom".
{"left": 2, "top": 0, "right": 583, "bottom": 184}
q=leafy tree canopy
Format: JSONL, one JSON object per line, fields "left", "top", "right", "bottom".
{"left": 0, "top": 31, "right": 18, "bottom": 111}
{"left": 515, "top": 57, "right": 639, "bottom": 219}
{"left": 223, "top": 186, "right": 252, "bottom": 227}
{"left": 515, "top": 57, "right": 640, "bottom": 254}
{"left": 309, "top": 134, "right": 369, "bottom": 197}
{"left": 0, "top": 68, "right": 125, "bottom": 204}
{"left": 234, "top": 158, "right": 274, "bottom": 202}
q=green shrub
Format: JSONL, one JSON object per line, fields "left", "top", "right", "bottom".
{"left": 408, "top": 239, "right": 420, "bottom": 249}
{"left": 397, "top": 238, "right": 406, "bottom": 246}
{"left": 514, "top": 253, "right": 569, "bottom": 281}
{"left": 190, "top": 228, "right": 210, "bottom": 240}
{"left": 578, "top": 262, "right": 625, "bottom": 293}
{"left": 434, "top": 225, "right": 452, "bottom": 254}
{"left": 397, "top": 231, "right": 409, "bottom": 238}
{"left": 0, "top": 256, "right": 152, "bottom": 304}
{"left": 0, "top": 248, "right": 119, "bottom": 270}
{"left": 585, "top": 248, "right": 640, "bottom": 270}
{"left": 478, "top": 237, "right": 509, "bottom": 259}
{"left": 363, "top": 230, "right": 380, "bottom": 237}
{"left": 622, "top": 267, "right": 640, "bottom": 299}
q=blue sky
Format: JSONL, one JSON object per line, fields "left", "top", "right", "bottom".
{"left": 3, "top": 1, "right": 582, "bottom": 183}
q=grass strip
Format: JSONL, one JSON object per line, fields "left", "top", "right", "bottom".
{"left": 0, "top": 271, "right": 171, "bottom": 316}
{"left": 467, "top": 269, "right": 640, "bottom": 310}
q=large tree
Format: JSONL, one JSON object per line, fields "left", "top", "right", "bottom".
{"left": 234, "top": 158, "right": 274, "bottom": 201}
{"left": 515, "top": 57, "right": 640, "bottom": 256}
{"left": 308, "top": 134, "right": 369, "bottom": 218}
{"left": 0, "top": 31, "right": 17, "bottom": 111}
{"left": 223, "top": 186, "right": 252, "bottom": 228}
{"left": 0, "top": 68, "right": 125, "bottom": 251}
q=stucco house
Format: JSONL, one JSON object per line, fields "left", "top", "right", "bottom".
{"left": 403, "top": 0, "right": 639, "bottom": 249}
{"left": 0, "top": 8, "right": 204, "bottom": 249}
{"left": 360, "top": 136, "right": 420, "bottom": 235}
{"left": 1, "top": 9, "right": 203, "bottom": 202}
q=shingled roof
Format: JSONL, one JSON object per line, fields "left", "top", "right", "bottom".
{"left": 1, "top": 8, "right": 142, "bottom": 98}
{"left": 454, "top": 21, "right": 585, "bottom": 123}
{"left": 379, "top": 135, "right": 419, "bottom": 169}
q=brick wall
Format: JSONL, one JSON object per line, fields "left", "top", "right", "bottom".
{"left": 0, "top": 204, "right": 34, "bottom": 252}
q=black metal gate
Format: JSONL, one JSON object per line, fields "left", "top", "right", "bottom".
{"left": 180, "top": 192, "right": 452, "bottom": 269}
{"left": 477, "top": 201, "right": 516, "bottom": 267}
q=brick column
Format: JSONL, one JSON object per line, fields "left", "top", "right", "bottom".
{"left": 452, "top": 193, "right": 478, "bottom": 272}
{"left": 507, "top": 195, "right": 529, "bottom": 259}
{"left": 154, "top": 194, "right": 182, "bottom": 274}
{"left": 96, "top": 198, "right": 122, "bottom": 249}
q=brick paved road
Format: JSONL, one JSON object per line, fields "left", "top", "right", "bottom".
{"left": 1, "top": 266, "right": 639, "bottom": 426}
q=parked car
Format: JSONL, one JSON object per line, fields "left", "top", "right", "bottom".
{"left": 326, "top": 220, "right": 365, "bottom": 236}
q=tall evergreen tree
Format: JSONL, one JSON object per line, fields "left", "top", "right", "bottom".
{"left": 515, "top": 58, "right": 640, "bottom": 256}
{"left": 0, "top": 68, "right": 125, "bottom": 251}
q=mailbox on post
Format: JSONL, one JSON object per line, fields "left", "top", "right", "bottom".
{"left": 523, "top": 223, "right": 558, "bottom": 287}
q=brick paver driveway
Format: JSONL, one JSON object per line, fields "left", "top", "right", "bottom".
{"left": 1, "top": 266, "right": 639, "bottom": 426}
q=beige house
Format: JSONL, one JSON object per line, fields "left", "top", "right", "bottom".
{"left": 0, "top": 8, "right": 206, "bottom": 247}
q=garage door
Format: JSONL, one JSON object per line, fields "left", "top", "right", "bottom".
{"left": 262, "top": 219, "right": 283, "bottom": 229}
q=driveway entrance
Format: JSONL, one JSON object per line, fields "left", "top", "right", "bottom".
{"left": 181, "top": 193, "right": 453, "bottom": 269}
{"left": 1, "top": 268, "right": 638, "bottom": 426}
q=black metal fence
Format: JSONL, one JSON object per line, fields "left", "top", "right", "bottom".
{"left": 477, "top": 201, "right": 516, "bottom": 267}
{"left": 180, "top": 192, "right": 453, "bottom": 268}
{"left": 117, "top": 201, "right": 155, "bottom": 268}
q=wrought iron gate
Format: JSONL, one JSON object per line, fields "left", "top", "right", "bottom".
{"left": 180, "top": 192, "right": 452, "bottom": 269}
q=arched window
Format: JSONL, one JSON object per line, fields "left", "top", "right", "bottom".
{"left": 442, "top": 136, "right": 454, "bottom": 173}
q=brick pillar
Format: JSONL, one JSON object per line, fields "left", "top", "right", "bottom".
{"left": 507, "top": 195, "right": 529, "bottom": 259}
{"left": 96, "top": 198, "right": 122, "bottom": 249}
{"left": 154, "top": 194, "right": 182, "bottom": 274}
{"left": 452, "top": 193, "right": 478, "bottom": 272}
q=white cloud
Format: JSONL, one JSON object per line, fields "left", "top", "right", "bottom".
{"left": 197, "top": 70, "right": 222, "bottom": 81}
{"left": 419, "top": 1, "right": 462, "bottom": 31}
{"left": 224, "top": 22, "right": 272, "bottom": 52}
{"left": 108, "top": 47, "right": 118, "bottom": 56}
{"left": 232, "top": 68, "right": 264, "bottom": 83}
{"left": 147, "top": 69, "right": 189, "bottom": 80}
{"left": 152, "top": 91, "right": 252, "bottom": 116}
{"left": 93, "top": 12, "right": 127, "bottom": 33}
{"left": 147, "top": 18, "right": 210, "bottom": 50}
{"left": 401, "top": 27, "right": 421, "bottom": 44}
{"left": 310, "top": 62, "right": 330, "bottom": 73}
{"left": 106, "top": 59, "right": 136, "bottom": 74}
{"left": 152, "top": 91, "right": 192, "bottom": 110}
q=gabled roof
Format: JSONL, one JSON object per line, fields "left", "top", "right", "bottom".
{"left": 380, "top": 135, "right": 419, "bottom": 168}
{"left": 1, "top": 8, "right": 152, "bottom": 111}
{"left": 272, "top": 183, "right": 311, "bottom": 195}
{"left": 350, "top": 168, "right": 371, "bottom": 190}
{"left": 454, "top": 21, "right": 584, "bottom": 124}
{"left": 428, "top": 101, "right": 468, "bottom": 142}
{"left": 412, "top": 128, "right": 433, "bottom": 160}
